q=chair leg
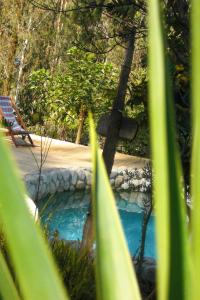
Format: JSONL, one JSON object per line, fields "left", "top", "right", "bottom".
{"left": 10, "top": 132, "right": 18, "bottom": 147}
{"left": 6, "top": 130, "right": 34, "bottom": 147}
{"left": 27, "top": 134, "right": 34, "bottom": 146}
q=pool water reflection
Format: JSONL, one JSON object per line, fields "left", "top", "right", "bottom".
{"left": 39, "top": 191, "right": 156, "bottom": 258}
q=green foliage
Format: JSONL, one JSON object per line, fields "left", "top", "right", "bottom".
{"left": 22, "top": 47, "right": 118, "bottom": 141}
{"left": 26, "top": 68, "right": 53, "bottom": 124}
{"left": 50, "top": 238, "right": 95, "bottom": 300}
{"left": 49, "top": 47, "right": 118, "bottom": 117}
{"left": 119, "top": 123, "right": 150, "bottom": 157}
{"left": 127, "top": 68, "right": 148, "bottom": 107}
{"left": 165, "top": 1, "right": 189, "bottom": 67}
{"left": 122, "top": 68, "right": 149, "bottom": 157}
{"left": 0, "top": 118, "right": 13, "bottom": 129}
{"left": 148, "top": 1, "right": 189, "bottom": 300}
{"left": 90, "top": 116, "right": 141, "bottom": 300}
{"left": 0, "top": 133, "right": 69, "bottom": 300}
{"left": 0, "top": 251, "right": 20, "bottom": 300}
{"left": 0, "top": 230, "right": 95, "bottom": 300}
{"left": 191, "top": 0, "right": 200, "bottom": 297}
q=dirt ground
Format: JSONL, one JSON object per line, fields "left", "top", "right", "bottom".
{"left": 7, "top": 134, "right": 149, "bottom": 176}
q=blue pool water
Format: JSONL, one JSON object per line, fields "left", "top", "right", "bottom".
{"left": 39, "top": 191, "right": 156, "bottom": 258}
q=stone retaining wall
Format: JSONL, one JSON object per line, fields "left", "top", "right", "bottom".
{"left": 24, "top": 166, "right": 151, "bottom": 201}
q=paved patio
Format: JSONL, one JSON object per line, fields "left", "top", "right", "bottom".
{"left": 7, "top": 135, "right": 149, "bottom": 177}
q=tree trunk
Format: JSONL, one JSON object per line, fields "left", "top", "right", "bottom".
{"left": 2, "top": 33, "right": 18, "bottom": 95}
{"left": 75, "top": 106, "right": 86, "bottom": 144}
{"left": 81, "top": 31, "right": 136, "bottom": 250}
{"left": 102, "top": 30, "right": 136, "bottom": 176}
{"left": 15, "top": 17, "right": 32, "bottom": 104}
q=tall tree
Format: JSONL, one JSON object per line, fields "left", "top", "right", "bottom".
{"left": 102, "top": 30, "right": 136, "bottom": 175}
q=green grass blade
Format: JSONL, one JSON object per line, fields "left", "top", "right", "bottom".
{"left": 0, "top": 251, "right": 20, "bottom": 300}
{"left": 89, "top": 116, "right": 141, "bottom": 300}
{"left": 0, "top": 136, "right": 69, "bottom": 300}
{"left": 148, "top": 1, "right": 189, "bottom": 299}
{"left": 191, "top": 0, "right": 200, "bottom": 297}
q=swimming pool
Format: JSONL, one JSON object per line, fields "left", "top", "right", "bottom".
{"left": 39, "top": 191, "right": 156, "bottom": 258}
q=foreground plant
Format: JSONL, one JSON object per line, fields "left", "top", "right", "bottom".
{"left": 0, "top": 134, "right": 69, "bottom": 300}
{"left": 148, "top": 1, "right": 189, "bottom": 299}
{"left": 90, "top": 116, "right": 141, "bottom": 300}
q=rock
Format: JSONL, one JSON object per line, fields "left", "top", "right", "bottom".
{"left": 131, "top": 179, "right": 140, "bottom": 187}
{"left": 117, "top": 168, "right": 124, "bottom": 175}
{"left": 64, "top": 183, "right": 70, "bottom": 191}
{"left": 57, "top": 171, "right": 63, "bottom": 181}
{"left": 49, "top": 181, "right": 56, "bottom": 194}
{"left": 141, "top": 265, "right": 156, "bottom": 284}
{"left": 140, "top": 177, "right": 147, "bottom": 185}
{"left": 86, "top": 172, "right": 92, "bottom": 185}
{"left": 76, "top": 180, "right": 85, "bottom": 190}
{"left": 121, "top": 182, "right": 129, "bottom": 190}
{"left": 134, "top": 257, "right": 156, "bottom": 285}
{"left": 62, "top": 170, "right": 71, "bottom": 182}
{"left": 77, "top": 169, "right": 86, "bottom": 182}
{"left": 110, "top": 179, "right": 115, "bottom": 187}
{"left": 57, "top": 186, "right": 65, "bottom": 193}
{"left": 146, "top": 180, "right": 151, "bottom": 188}
{"left": 71, "top": 171, "right": 78, "bottom": 186}
{"left": 122, "top": 169, "right": 128, "bottom": 176}
{"left": 110, "top": 170, "right": 118, "bottom": 179}
{"left": 27, "top": 184, "right": 37, "bottom": 200}
{"left": 38, "top": 183, "right": 46, "bottom": 198}
{"left": 29, "top": 175, "right": 40, "bottom": 186}
{"left": 123, "top": 174, "right": 129, "bottom": 181}
{"left": 24, "top": 163, "right": 152, "bottom": 201}
{"left": 51, "top": 171, "right": 58, "bottom": 184}
{"left": 140, "top": 258, "right": 156, "bottom": 285}
{"left": 115, "top": 176, "right": 124, "bottom": 188}
{"left": 137, "top": 169, "right": 144, "bottom": 179}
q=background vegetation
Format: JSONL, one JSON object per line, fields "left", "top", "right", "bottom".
{"left": 0, "top": 0, "right": 190, "bottom": 166}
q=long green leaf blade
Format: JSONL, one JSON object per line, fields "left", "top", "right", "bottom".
{"left": 191, "top": 0, "right": 200, "bottom": 297}
{"left": 0, "top": 251, "right": 20, "bottom": 300}
{"left": 148, "top": 1, "right": 189, "bottom": 299}
{"left": 89, "top": 117, "right": 141, "bottom": 300}
{"left": 0, "top": 135, "right": 69, "bottom": 300}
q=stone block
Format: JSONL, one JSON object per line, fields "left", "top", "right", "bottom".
{"left": 62, "top": 170, "right": 71, "bottom": 183}
{"left": 115, "top": 176, "right": 124, "bottom": 188}
{"left": 71, "top": 171, "right": 78, "bottom": 186}
{"left": 76, "top": 180, "right": 85, "bottom": 190}
{"left": 77, "top": 170, "right": 86, "bottom": 182}
{"left": 86, "top": 173, "right": 92, "bottom": 185}
{"left": 110, "top": 170, "right": 118, "bottom": 179}
{"left": 121, "top": 182, "right": 129, "bottom": 190}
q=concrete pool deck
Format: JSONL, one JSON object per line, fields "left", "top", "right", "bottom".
{"left": 7, "top": 134, "right": 149, "bottom": 177}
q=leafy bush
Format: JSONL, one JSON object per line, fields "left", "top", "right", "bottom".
{"left": 19, "top": 47, "right": 118, "bottom": 143}
{"left": 50, "top": 237, "right": 95, "bottom": 300}
{"left": 0, "top": 231, "right": 95, "bottom": 300}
